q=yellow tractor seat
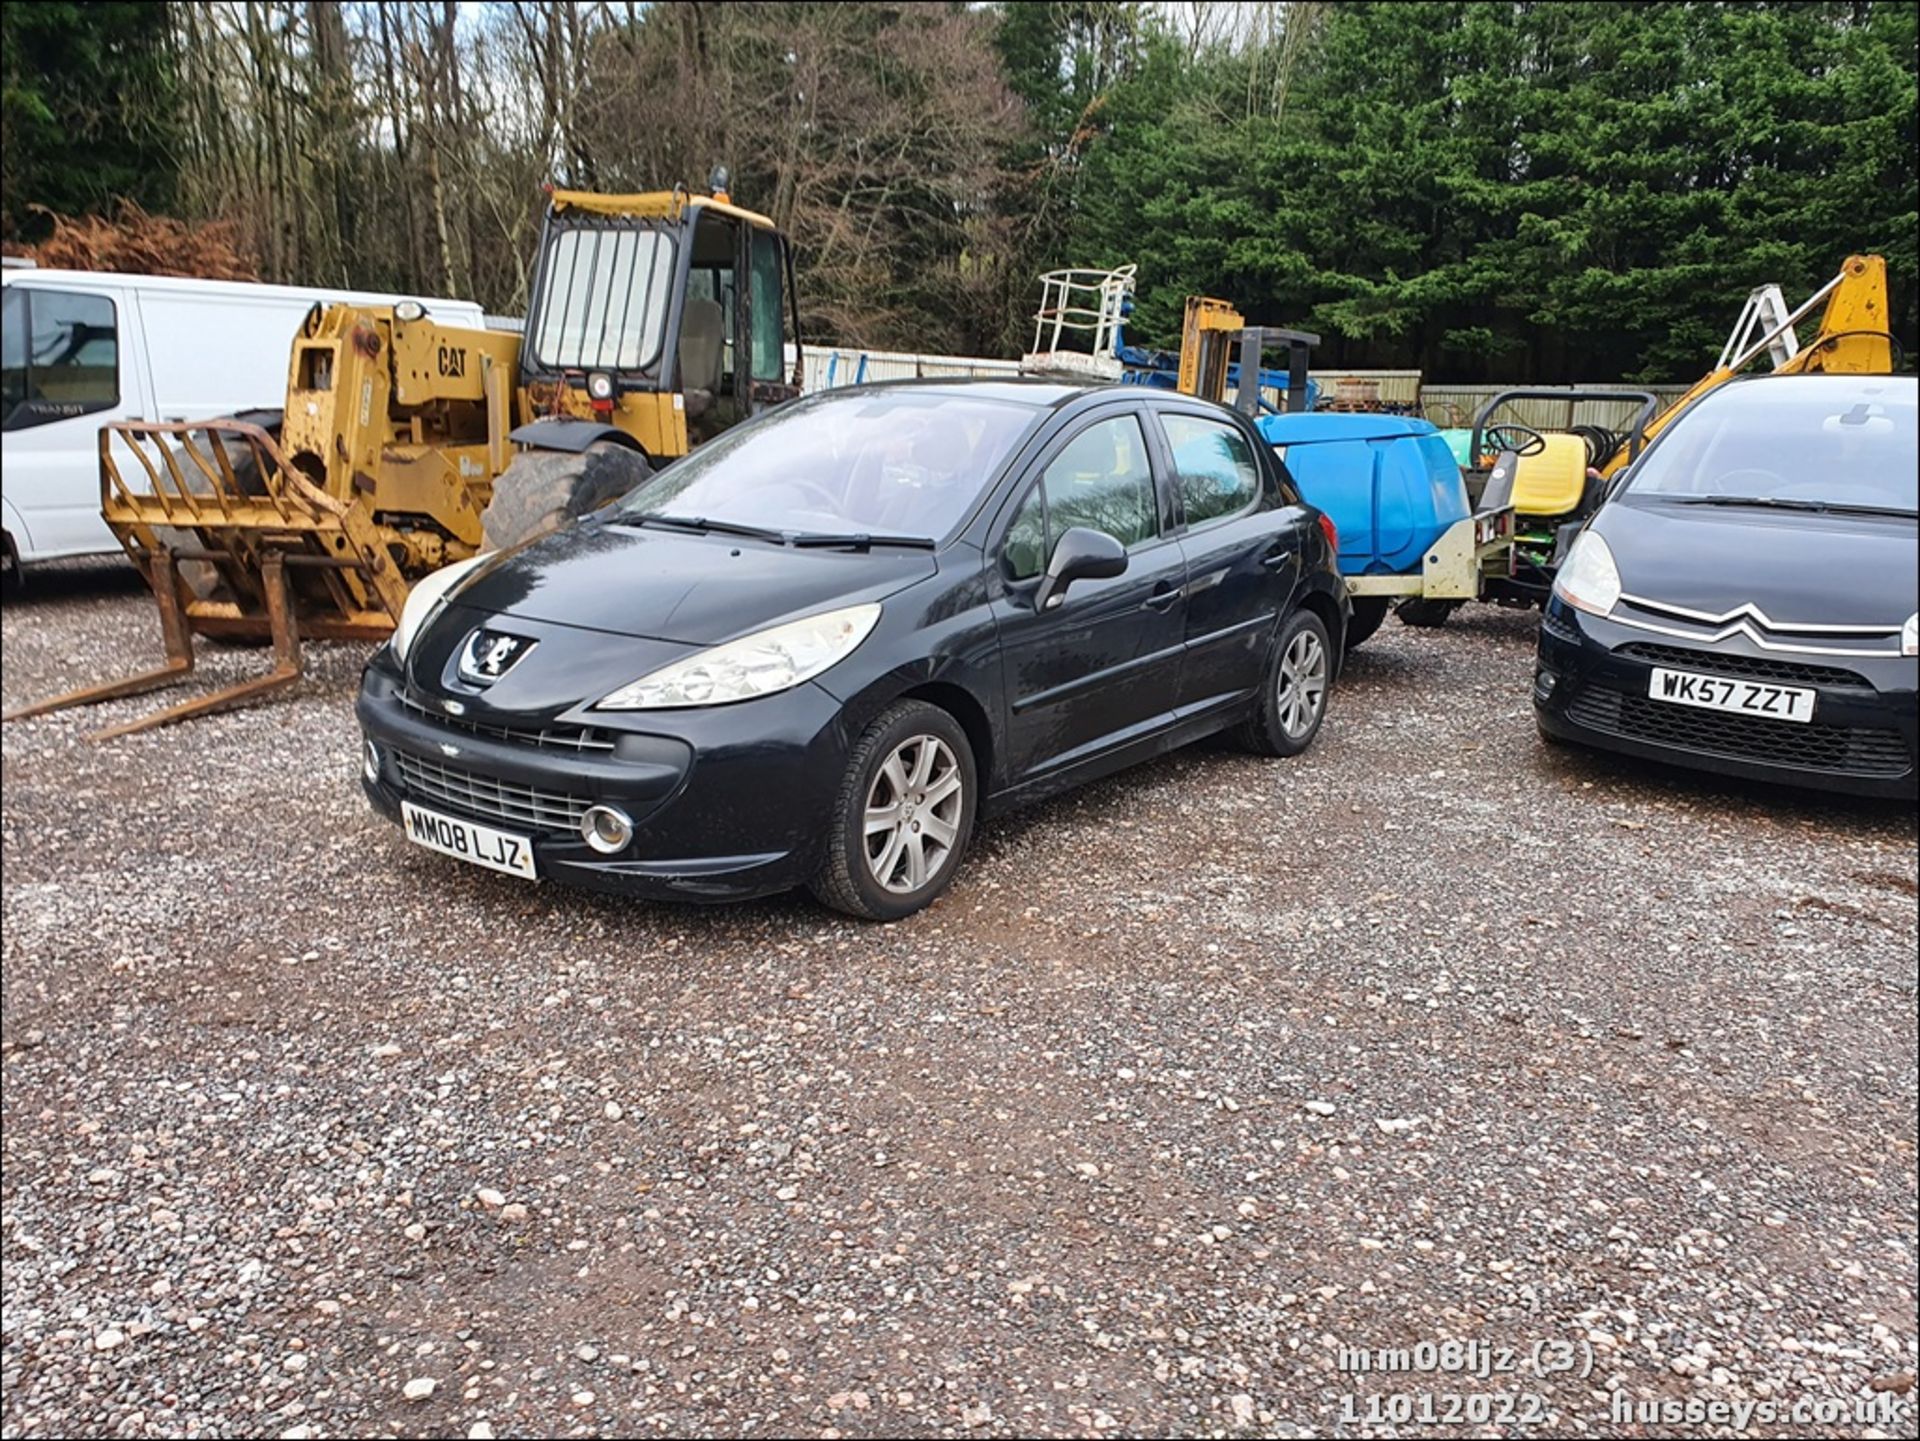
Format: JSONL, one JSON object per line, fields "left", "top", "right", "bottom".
{"left": 1510, "top": 432, "right": 1589, "bottom": 517}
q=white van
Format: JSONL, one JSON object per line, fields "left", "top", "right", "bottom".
{"left": 1, "top": 267, "right": 487, "bottom": 575}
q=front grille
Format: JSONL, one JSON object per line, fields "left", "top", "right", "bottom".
{"left": 393, "top": 751, "right": 591, "bottom": 834}
{"left": 399, "top": 691, "right": 614, "bottom": 753}
{"left": 1613, "top": 643, "right": 1869, "bottom": 690}
{"left": 1567, "top": 688, "right": 1911, "bottom": 777}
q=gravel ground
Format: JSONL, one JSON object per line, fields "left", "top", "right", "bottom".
{"left": 3, "top": 559, "right": 1916, "bottom": 1440}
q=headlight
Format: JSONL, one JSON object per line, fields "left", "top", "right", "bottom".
{"left": 586, "top": 371, "right": 615, "bottom": 401}
{"left": 391, "top": 553, "right": 489, "bottom": 665}
{"left": 393, "top": 300, "right": 427, "bottom": 323}
{"left": 1903, "top": 612, "right": 1918, "bottom": 657}
{"left": 596, "top": 603, "right": 881, "bottom": 710}
{"left": 1552, "top": 531, "right": 1621, "bottom": 618}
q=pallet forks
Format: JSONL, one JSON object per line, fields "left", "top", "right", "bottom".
{"left": 3, "top": 419, "right": 407, "bottom": 741}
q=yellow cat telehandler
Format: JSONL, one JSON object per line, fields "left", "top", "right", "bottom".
{"left": 5, "top": 177, "right": 802, "bottom": 738}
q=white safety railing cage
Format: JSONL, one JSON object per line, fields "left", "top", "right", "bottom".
{"left": 1020, "top": 265, "right": 1137, "bottom": 381}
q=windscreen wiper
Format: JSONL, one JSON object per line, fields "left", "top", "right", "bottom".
{"left": 788, "top": 531, "right": 938, "bottom": 550}
{"left": 1675, "top": 496, "right": 1915, "bottom": 519}
{"left": 625, "top": 514, "right": 789, "bottom": 543}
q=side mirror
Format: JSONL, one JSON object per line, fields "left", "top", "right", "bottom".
{"left": 1035, "top": 526, "right": 1127, "bottom": 611}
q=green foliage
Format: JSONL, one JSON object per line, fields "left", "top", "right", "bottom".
{"left": 4, "top": 0, "right": 1912, "bottom": 382}
{"left": 1, "top": 1, "right": 180, "bottom": 241}
{"left": 1048, "top": 1, "right": 1918, "bottom": 382}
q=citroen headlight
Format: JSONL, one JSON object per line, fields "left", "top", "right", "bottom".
{"left": 1903, "top": 612, "right": 1918, "bottom": 657}
{"left": 390, "top": 553, "right": 489, "bottom": 664}
{"left": 596, "top": 603, "right": 880, "bottom": 710}
{"left": 1552, "top": 531, "right": 1621, "bottom": 618}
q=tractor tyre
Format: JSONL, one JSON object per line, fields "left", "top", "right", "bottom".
{"left": 151, "top": 420, "right": 285, "bottom": 609}
{"left": 1344, "top": 597, "right": 1390, "bottom": 650}
{"left": 1395, "top": 598, "right": 1460, "bottom": 629}
{"left": 173, "top": 421, "right": 277, "bottom": 500}
{"left": 481, "top": 442, "right": 652, "bottom": 551}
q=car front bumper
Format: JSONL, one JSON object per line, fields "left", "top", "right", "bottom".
{"left": 1533, "top": 599, "right": 1918, "bottom": 800}
{"left": 356, "top": 652, "right": 852, "bottom": 901}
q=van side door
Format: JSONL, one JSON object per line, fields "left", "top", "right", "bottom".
{"left": 1, "top": 281, "right": 152, "bottom": 561}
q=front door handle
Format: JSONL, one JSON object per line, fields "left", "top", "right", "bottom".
{"left": 1141, "top": 583, "right": 1183, "bottom": 612}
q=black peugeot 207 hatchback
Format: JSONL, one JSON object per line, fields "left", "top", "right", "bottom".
{"left": 1535, "top": 372, "right": 1918, "bottom": 799}
{"left": 357, "top": 380, "right": 1348, "bottom": 919}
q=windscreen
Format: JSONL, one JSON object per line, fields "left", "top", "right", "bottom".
{"left": 529, "top": 226, "right": 675, "bottom": 372}
{"left": 1627, "top": 377, "right": 1918, "bottom": 513}
{"left": 618, "top": 389, "right": 1043, "bottom": 540}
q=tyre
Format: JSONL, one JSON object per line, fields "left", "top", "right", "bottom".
{"left": 1395, "top": 597, "right": 1460, "bottom": 628}
{"left": 156, "top": 424, "right": 283, "bottom": 607}
{"left": 482, "top": 441, "right": 651, "bottom": 550}
{"left": 1238, "top": 607, "right": 1333, "bottom": 758}
{"left": 1345, "top": 596, "right": 1389, "bottom": 650}
{"left": 171, "top": 425, "right": 275, "bottom": 500}
{"left": 811, "top": 699, "right": 977, "bottom": 921}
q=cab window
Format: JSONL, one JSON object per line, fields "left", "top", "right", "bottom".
{"left": 1162, "top": 413, "right": 1261, "bottom": 528}
{"left": 3, "top": 287, "right": 119, "bottom": 431}
{"left": 1005, "top": 414, "right": 1157, "bottom": 580}
{"left": 748, "top": 230, "right": 785, "bottom": 383}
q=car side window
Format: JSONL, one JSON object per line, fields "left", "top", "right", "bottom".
{"left": 1163, "top": 413, "right": 1260, "bottom": 528}
{"left": 1004, "top": 413, "right": 1157, "bottom": 580}
{"left": 2, "top": 287, "right": 119, "bottom": 432}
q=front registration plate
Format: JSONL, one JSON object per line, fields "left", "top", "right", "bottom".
{"left": 401, "top": 802, "right": 538, "bottom": 880}
{"left": 1647, "top": 666, "right": 1815, "bottom": 724}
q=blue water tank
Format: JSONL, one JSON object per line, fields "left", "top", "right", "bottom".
{"left": 1254, "top": 413, "right": 1470, "bottom": 577}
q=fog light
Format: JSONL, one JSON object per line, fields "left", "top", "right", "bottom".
{"left": 363, "top": 738, "right": 381, "bottom": 782}
{"left": 581, "top": 804, "right": 633, "bottom": 854}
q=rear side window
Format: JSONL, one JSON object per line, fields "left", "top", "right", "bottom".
{"left": 1163, "top": 413, "right": 1261, "bottom": 527}
{"left": 1005, "top": 414, "right": 1157, "bottom": 580}
{"left": 3, "top": 287, "right": 119, "bottom": 431}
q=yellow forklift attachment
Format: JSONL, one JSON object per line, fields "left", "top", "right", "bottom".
{"left": 3, "top": 419, "right": 409, "bottom": 741}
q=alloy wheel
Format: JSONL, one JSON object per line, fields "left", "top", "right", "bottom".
{"left": 1276, "top": 628, "right": 1328, "bottom": 739}
{"left": 864, "top": 734, "right": 965, "bottom": 894}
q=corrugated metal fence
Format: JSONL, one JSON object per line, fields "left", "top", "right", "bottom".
{"left": 794, "top": 345, "right": 1022, "bottom": 391}
{"left": 794, "top": 347, "right": 1689, "bottom": 433}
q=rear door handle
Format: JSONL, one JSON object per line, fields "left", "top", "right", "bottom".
{"left": 1260, "top": 545, "right": 1293, "bottom": 571}
{"left": 1141, "top": 583, "right": 1183, "bottom": 612}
